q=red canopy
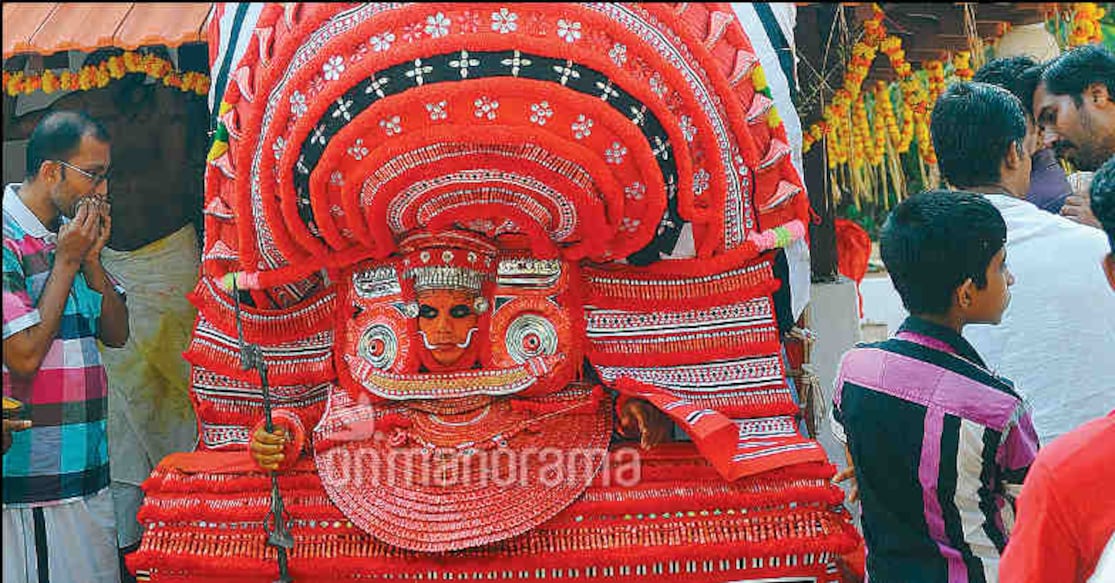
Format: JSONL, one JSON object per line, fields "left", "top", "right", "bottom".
{"left": 3, "top": 3, "right": 212, "bottom": 59}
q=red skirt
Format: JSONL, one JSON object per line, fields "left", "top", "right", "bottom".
{"left": 129, "top": 443, "right": 858, "bottom": 582}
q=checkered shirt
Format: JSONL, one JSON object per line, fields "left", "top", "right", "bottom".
{"left": 2, "top": 184, "right": 114, "bottom": 506}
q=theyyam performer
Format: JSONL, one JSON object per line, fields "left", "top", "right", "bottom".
{"left": 129, "top": 3, "right": 860, "bottom": 581}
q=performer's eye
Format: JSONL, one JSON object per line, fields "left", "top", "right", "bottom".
{"left": 418, "top": 305, "right": 438, "bottom": 319}
{"left": 449, "top": 304, "right": 472, "bottom": 318}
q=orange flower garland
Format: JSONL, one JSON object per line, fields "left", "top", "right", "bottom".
{"left": 915, "top": 111, "right": 937, "bottom": 165}
{"left": 952, "top": 51, "right": 974, "bottom": 81}
{"left": 924, "top": 59, "right": 946, "bottom": 105}
{"left": 851, "top": 93, "right": 873, "bottom": 169}
{"left": 880, "top": 35, "right": 916, "bottom": 154}
{"left": 802, "top": 4, "right": 946, "bottom": 173}
{"left": 826, "top": 108, "right": 850, "bottom": 169}
{"left": 875, "top": 30, "right": 942, "bottom": 168}
{"left": 874, "top": 81, "right": 901, "bottom": 149}
{"left": 2, "top": 50, "right": 209, "bottom": 97}
{"left": 801, "top": 4, "right": 1016, "bottom": 217}
{"left": 869, "top": 89, "right": 888, "bottom": 167}
{"left": 1069, "top": 3, "right": 1106, "bottom": 46}
{"left": 803, "top": 4, "right": 887, "bottom": 154}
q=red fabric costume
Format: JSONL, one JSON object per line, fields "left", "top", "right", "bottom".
{"left": 129, "top": 3, "right": 860, "bottom": 581}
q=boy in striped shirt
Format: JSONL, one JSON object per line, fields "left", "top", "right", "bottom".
{"left": 831, "top": 190, "right": 1039, "bottom": 582}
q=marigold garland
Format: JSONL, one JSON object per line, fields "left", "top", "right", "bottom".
{"left": 874, "top": 81, "right": 901, "bottom": 149}
{"left": 924, "top": 59, "right": 946, "bottom": 104}
{"left": 1068, "top": 3, "right": 1106, "bottom": 46}
{"left": 802, "top": 4, "right": 886, "bottom": 156}
{"left": 2, "top": 50, "right": 209, "bottom": 97}
{"left": 800, "top": 2, "right": 1008, "bottom": 221}
{"left": 952, "top": 51, "right": 974, "bottom": 81}
{"left": 851, "top": 93, "right": 874, "bottom": 169}
{"left": 869, "top": 92, "right": 887, "bottom": 167}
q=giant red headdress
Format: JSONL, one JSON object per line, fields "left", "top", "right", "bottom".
{"left": 202, "top": 2, "right": 810, "bottom": 299}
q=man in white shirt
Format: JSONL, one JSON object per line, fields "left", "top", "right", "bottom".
{"left": 929, "top": 82, "right": 1115, "bottom": 445}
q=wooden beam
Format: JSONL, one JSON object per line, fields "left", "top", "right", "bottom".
{"left": 795, "top": 3, "right": 842, "bottom": 282}
{"left": 967, "top": 4, "right": 1057, "bottom": 25}
{"left": 796, "top": 1, "right": 1054, "bottom": 84}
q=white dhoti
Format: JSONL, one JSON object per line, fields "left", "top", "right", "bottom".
{"left": 101, "top": 224, "right": 200, "bottom": 549}
{"left": 2, "top": 488, "right": 121, "bottom": 583}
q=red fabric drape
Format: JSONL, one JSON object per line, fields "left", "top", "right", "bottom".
{"left": 835, "top": 218, "right": 872, "bottom": 318}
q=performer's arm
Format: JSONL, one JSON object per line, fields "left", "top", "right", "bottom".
{"left": 616, "top": 396, "right": 672, "bottom": 449}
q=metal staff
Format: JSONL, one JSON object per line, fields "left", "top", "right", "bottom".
{"left": 232, "top": 276, "right": 295, "bottom": 583}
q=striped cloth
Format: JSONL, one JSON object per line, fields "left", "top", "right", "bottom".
{"left": 206, "top": 3, "right": 265, "bottom": 122}
{"left": 832, "top": 316, "right": 1040, "bottom": 583}
{"left": 2, "top": 184, "right": 112, "bottom": 506}
{"left": 612, "top": 375, "right": 826, "bottom": 481}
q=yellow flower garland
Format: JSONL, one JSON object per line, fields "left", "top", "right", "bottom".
{"left": 874, "top": 81, "right": 901, "bottom": 150}
{"left": 801, "top": 1, "right": 1014, "bottom": 215}
{"left": 3, "top": 50, "right": 209, "bottom": 97}
{"left": 925, "top": 59, "right": 946, "bottom": 105}
{"left": 952, "top": 51, "right": 974, "bottom": 81}
{"left": 802, "top": 3, "right": 887, "bottom": 155}
{"left": 1069, "top": 3, "right": 1106, "bottom": 46}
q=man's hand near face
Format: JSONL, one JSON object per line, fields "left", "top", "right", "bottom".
{"left": 1062, "top": 172, "right": 1103, "bottom": 228}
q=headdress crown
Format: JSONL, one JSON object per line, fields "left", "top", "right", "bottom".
{"left": 398, "top": 230, "right": 498, "bottom": 294}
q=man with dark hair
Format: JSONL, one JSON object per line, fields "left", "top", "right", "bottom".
{"left": 6, "top": 57, "right": 206, "bottom": 580}
{"left": 1033, "top": 45, "right": 1115, "bottom": 229}
{"left": 930, "top": 82, "right": 1115, "bottom": 446}
{"left": 3, "top": 110, "right": 129, "bottom": 581}
{"left": 999, "top": 155, "right": 1115, "bottom": 583}
{"left": 1034, "top": 45, "right": 1115, "bottom": 172}
{"left": 831, "top": 190, "right": 1038, "bottom": 581}
{"left": 974, "top": 56, "right": 1074, "bottom": 214}
{"left": 972, "top": 55, "right": 1043, "bottom": 118}
{"left": 931, "top": 81, "right": 1032, "bottom": 188}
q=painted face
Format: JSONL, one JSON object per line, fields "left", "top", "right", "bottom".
{"left": 1033, "top": 82, "right": 1112, "bottom": 171}
{"left": 416, "top": 288, "right": 479, "bottom": 368}
{"left": 967, "top": 247, "right": 1015, "bottom": 325}
{"left": 49, "top": 134, "right": 112, "bottom": 219}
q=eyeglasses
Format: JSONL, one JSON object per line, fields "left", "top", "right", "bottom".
{"left": 53, "top": 159, "right": 111, "bottom": 188}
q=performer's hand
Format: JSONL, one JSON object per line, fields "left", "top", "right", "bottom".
{"left": 2, "top": 419, "right": 32, "bottom": 455}
{"left": 250, "top": 426, "right": 288, "bottom": 471}
{"left": 618, "top": 399, "right": 671, "bottom": 450}
{"left": 833, "top": 444, "right": 859, "bottom": 503}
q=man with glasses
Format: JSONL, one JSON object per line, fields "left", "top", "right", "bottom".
{"left": 3, "top": 110, "right": 129, "bottom": 582}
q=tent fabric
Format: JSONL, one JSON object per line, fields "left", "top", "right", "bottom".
{"left": 2, "top": 3, "right": 212, "bottom": 59}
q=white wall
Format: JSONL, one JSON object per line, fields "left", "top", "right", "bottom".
{"left": 806, "top": 277, "right": 862, "bottom": 516}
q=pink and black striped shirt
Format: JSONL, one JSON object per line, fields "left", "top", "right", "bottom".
{"left": 832, "top": 316, "right": 1040, "bottom": 583}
